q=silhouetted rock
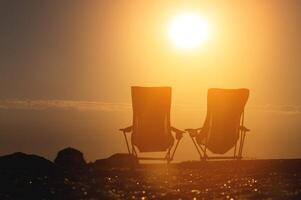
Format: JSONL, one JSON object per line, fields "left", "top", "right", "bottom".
{"left": 0, "top": 152, "right": 61, "bottom": 176}
{"left": 54, "top": 147, "right": 87, "bottom": 171}
{"left": 93, "top": 153, "right": 138, "bottom": 168}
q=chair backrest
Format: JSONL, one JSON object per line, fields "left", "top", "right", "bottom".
{"left": 131, "top": 86, "right": 174, "bottom": 152}
{"left": 198, "top": 88, "right": 249, "bottom": 154}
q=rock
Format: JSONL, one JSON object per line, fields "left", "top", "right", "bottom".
{"left": 93, "top": 153, "right": 138, "bottom": 169}
{"left": 0, "top": 152, "right": 61, "bottom": 176}
{"left": 54, "top": 147, "right": 87, "bottom": 171}
{"left": 0, "top": 152, "right": 63, "bottom": 199}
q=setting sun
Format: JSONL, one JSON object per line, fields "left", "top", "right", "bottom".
{"left": 169, "top": 13, "right": 210, "bottom": 49}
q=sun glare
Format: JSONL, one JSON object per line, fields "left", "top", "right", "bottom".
{"left": 169, "top": 13, "right": 210, "bottom": 49}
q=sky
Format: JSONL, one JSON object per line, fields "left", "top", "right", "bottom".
{"left": 0, "top": 0, "right": 301, "bottom": 162}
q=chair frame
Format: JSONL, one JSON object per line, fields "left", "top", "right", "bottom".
{"left": 187, "top": 111, "right": 250, "bottom": 160}
{"left": 120, "top": 127, "right": 183, "bottom": 163}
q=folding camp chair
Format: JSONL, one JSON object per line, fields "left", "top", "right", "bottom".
{"left": 186, "top": 88, "right": 250, "bottom": 160}
{"left": 120, "top": 86, "right": 184, "bottom": 163}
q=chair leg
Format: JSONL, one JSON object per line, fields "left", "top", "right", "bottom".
{"left": 129, "top": 138, "right": 182, "bottom": 163}
{"left": 234, "top": 142, "right": 238, "bottom": 159}
{"left": 170, "top": 139, "right": 181, "bottom": 161}
{"left": 123, "top": 131, "right": 131, "bottom": 154}
{"left": 166, "top": 153, "right": 171, "bottom": 164}
{"left": 237, "top": 130, "right": 247, "bottom": 159}
{"left": 238, "top": 131, "right": 246, "bottom": 158}
{"left": 190, "top": 136, "right": 204, "bottom": 160}
{"left": 238, "top": 111, "right": 246, "bottom": 159}
{"left": 132, "top": 145, "right": 138, "bottom": 157}
{"left": 165, "top": 148, "right": 171, "bottom": 160}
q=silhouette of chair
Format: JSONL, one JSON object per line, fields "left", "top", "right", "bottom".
{"left": 120, "top": 86, "right": 184, "bottom": 163}
{"left": 186, "top": 88, "right": 250, "bottom": 160}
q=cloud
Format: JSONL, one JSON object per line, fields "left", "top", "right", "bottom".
{"left": 0, "top": 99, "right": 300, "bottom": 115}
{"left": 248, "top": 104, "right": 301, "bottom": 115}
{"left": 0, "top": 99, "right": 131, "bottom": 112}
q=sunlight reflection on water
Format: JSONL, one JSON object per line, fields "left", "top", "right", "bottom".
{"left": 2, "top": 161, "right": 300, "bottom": 199}
{"left": 97, "top": 164, "right": 300, "bottom": 199}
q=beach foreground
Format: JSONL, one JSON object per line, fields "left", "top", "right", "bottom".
{"left": 1, "top": 158, "right": 300, "bottom": 200}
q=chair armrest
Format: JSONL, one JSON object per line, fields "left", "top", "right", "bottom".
{"left": 185, "top": 128, "right": 202, "bottom": 137}
{"left": 119, "top": 126, "right": 133, "bottom": 133}
{"left": 171, "top": 126, "right": 185, "bottom": 140}
{"left": 239, "top": 126, "right": 250, "bottom": 132}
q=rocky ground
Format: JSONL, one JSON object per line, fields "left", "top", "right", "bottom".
{"left": 0, "top": 151, "right": 300, "bottom": 199}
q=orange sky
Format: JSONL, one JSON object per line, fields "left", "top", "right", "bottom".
{"left": 0, "top": 0, "right": 301, "bottom": 161}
